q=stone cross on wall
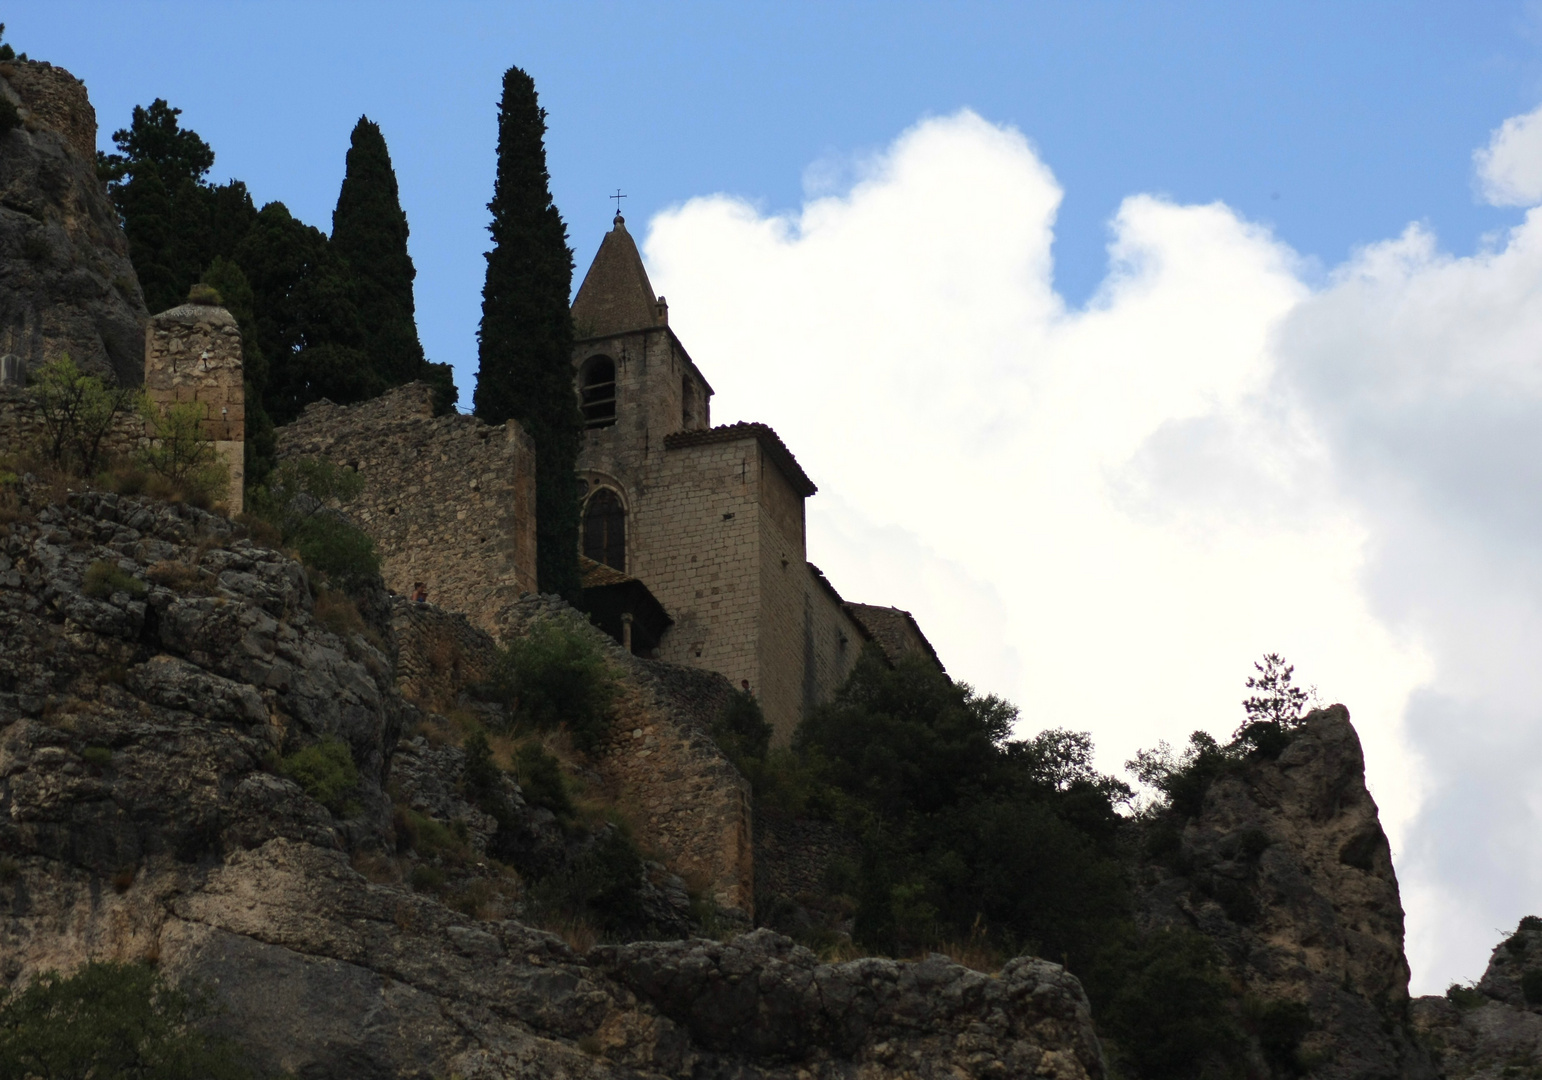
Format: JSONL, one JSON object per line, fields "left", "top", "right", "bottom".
{"left": 143, "top": 302, "right": 246, "bottom": 513}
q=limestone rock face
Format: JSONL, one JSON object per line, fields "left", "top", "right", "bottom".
{"left": 1137, "top": 707, "right": 1437, "bottom": 1079}
{"left": 1411, "top": 918, "right": 1542, "bottom": 1078}
{"left": 0, "top": 484, "right": 1107, "bottom": 1080}
{"left": 0, "top": 59, "right": 147, "bottom": 385}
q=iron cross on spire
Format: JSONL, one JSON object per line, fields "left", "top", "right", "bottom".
{"left": 611, "top": 189, "right": 627, "bottom": 218}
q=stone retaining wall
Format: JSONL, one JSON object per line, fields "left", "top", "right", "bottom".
{"left": 391, "top": 597, "right": 497, "bottom": 713}
{"left": 497, "top": 595, "right": 754, "bottom": 918}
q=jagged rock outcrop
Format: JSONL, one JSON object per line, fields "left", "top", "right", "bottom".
{"left": 0, "top": 482, "right": 1107, "bottom": 1078}
{"left": 0, "top": 59, "right": 147, "bottom": 385}
{"left": 1411, "top": 917, "right": 1542, "bottom": 1078}
{"left": 1136, "top": 707, "right": 1437, "bottom": 1079}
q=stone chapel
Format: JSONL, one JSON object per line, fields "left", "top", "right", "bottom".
{"left": 272, "top": 213, "right": 941, "bottom": 743}
{"left": 566, "top": 213, "right": 939, "bottom": 740}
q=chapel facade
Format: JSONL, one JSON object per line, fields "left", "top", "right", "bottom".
{"left": 568, "top": 213, "right": 935, "bottom": 740}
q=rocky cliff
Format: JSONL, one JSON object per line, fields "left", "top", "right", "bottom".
{"left": 0, "top": 58, "right": 147, "bottom": 385}
{"left": 0, "top": 479, "right": 1107, "bottom": 1079}
{"left": 1411, "top": 917, "right": 1542, "bottom": 1079}
{"left": 1136, "top": 707, "right": 1437, "bottom": 1079}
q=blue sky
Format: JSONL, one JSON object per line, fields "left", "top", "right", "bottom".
{"left": 9, "top": 2, "right": 1542, "bottom": 390}
{"left": 13, "top": 2, "right": 1542, "bottom": 992}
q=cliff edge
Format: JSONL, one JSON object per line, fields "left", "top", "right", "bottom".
{"left": 1136, "top": 707, "right": 1437, "bottom": 1079}
{"left": 0, "top": 481, "right": 1106, "bottom": 1079}
{"left": 0, "top": 58, "right": 147, "bottom": 384}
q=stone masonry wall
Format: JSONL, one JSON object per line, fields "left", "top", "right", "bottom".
{"left": 391, "top": 598, "right": 498, "bottom": 713}
{"left": 0, "top": 385, "right": 144, "bottom": 464}
{"left": 619, "top": 435, "right": 762, "bottom": 704}
{"left": 497, "top": 595, "right": 754, "bottom": 917}
{"left": 274, "top": 384, "right": 538, "bottom": 633}
{"left": 142, "top": 303, "right": 245, "bottom": 512}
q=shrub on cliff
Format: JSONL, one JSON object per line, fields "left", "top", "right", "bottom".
{"left": 711, "top": 688, "right": 773, "bottom": 769}
{"left": 30, "top": 356, "right": 140, "bottom": 476}
{"left": 480, "top": 620, "right": 616, "bottom": 754}
{"left": 0, "top": 93, "right": 18, "bottom": 135}
{"left": 1094, "top": 928, "right": 1246, "bottom": 1080}
{"left": 245, "top": 457, "right": 380, "bottom": 596}
{"left": 281, "top": 738, "right": 360, "bottom": 816}
{"left": 791, "top": 647, "right": 1131, "bottom": 966}
{"left": 137, "top": 398, "right": 228, "bottom": 508}
{"left": 0, "top": 961, "right": 250, "bottom": 1079}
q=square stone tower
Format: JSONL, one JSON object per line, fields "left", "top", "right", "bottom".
{"left": 571, "top": 213, "right": 869, "bottom": 741}
{"left": 143, "top": 302, "right": 245, "bottom": 512}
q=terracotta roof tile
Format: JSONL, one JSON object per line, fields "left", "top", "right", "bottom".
{"left": 844, "top": 602, "right": 945, "bottom": 673}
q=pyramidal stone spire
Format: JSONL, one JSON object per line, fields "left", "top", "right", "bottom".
{"left": 571, "top": 213, "right": 666, "bottom": 338}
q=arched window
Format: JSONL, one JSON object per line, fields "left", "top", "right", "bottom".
{"left": 681, "top": 375, "right": 696, "bottom": 429}
{"left": 583, "top": 488, "right": 626, "bottom": 570}
{"left": 580, "top": 356, "right": 616, "bottom": 428}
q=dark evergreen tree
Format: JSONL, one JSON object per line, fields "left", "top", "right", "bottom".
{"left": 234, "top": 201, "right": 377, "bottom": 424}
{"left": 201, "top": 256, "right": 276, "bottom": 481}
{"left": 474, "top": 67, "right": 581, "bottom": 598}
{"left": 331, "top": 118, "right": 429, "bottom": 386}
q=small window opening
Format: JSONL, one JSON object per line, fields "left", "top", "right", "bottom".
{"left": 581, "top": 356, "right": 617, "bottom": 428}
{"left": 583, "top": 488, "right": 626, "bottom": 570}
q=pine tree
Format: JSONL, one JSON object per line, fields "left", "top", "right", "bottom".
{"left": 474, "top": 67, "right": 581, "bottom": 599}
{"left": 331, "top": 117, "right": 446, "bottom": 399}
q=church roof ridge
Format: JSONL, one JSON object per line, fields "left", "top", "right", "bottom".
{"left": 663, "top": 421, "right": 818, "bottom": 497}
{"left": 571, "top": 213, "right": 664, "bottom": 337}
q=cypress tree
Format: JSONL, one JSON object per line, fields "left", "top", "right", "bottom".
{"left": 474, "top": 67, "right": 581, "bottom": 599}
{"left": 331, "top": 118, "right": 446, "bottom": 399}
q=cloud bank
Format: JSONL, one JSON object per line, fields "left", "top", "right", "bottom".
{"left": 640, "top": 106, "right": 1542, "bottom": 992}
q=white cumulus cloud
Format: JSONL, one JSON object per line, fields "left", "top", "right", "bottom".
{"left": 638, "top": 106, "right": 1542, "bottom": 993}
{"left": 1476, "top": 103, "right": 1542, "bottom": 206}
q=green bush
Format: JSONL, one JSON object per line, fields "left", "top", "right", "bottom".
{"left": 281, "top": 738, "right": 359, "bottom": 815}
{"left": 528, "top": 827, "right": 647, "bottom": 938}
{"left": 0, "top": 94, "right": 19, "bottom": 135}
{"left": 289, "top": 514, "right": 380, "bottom": 596}
{"left": 1522, "top": 969, "right": 1542, "bottom": 1006}
{"left": 137, "top": 398, "right": 227, "bottom": 505}
{"left": 1446, "top": 982, "right": 1486, "bottom": 1010}
{"left": 31, "top": 355, "right": 141, "bottom": 476}
{"left": 245, "top": 457, "right": 378, "bottom": 596}
{"left": 711, "top": 688, "right": 773, "bottom": 767}
{"left": 0, "top": 961, "right": 250, "bottom": 1079}
{"left": 81, "top": 746, "right": 113, "bottom": 767}
{"left": 187, "top": 282, "right": 223, "bottom": 306}
{"left": 1096, "top": 928, "right": 1246, "bottom": 1080}
{"left": 83, "top": 559, "right": 148, "bottom": 599}
{"left": 514, "top": 741, "right": 574, "bottom": 818}
{"left": 481, "top": 620, "right": 616, "bottom": 754}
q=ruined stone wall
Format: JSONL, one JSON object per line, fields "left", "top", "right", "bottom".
{"left": 391, "top": 598, "right": 498, "bottom": 713}
{"left": 143, "top": 303, "right": 245, "bottom": 512}
{"left": 275, "top": 384, "right": 538, "bottom": 634}
{"left": 497, "top": 595, "right": 754, "bottom": 917}
{"left": 0, "top": 385, "right": 144, "bottom": 463}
